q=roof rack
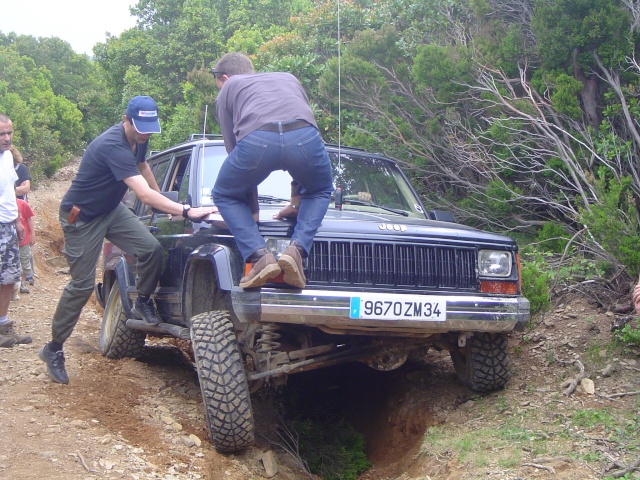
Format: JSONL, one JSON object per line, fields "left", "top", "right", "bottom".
{"left": 188, "top": 133, "right": 223, "bottom": 141}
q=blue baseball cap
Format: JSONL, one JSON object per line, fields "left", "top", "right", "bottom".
{"left": 125, "top": 96, "right": 161, "bottom": 134}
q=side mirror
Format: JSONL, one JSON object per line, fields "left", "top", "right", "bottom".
{"left": 152, "top": 191, "right": 179, "bottom": 214}
{"left": 429, "top": 210, "right": 456, "bottom": 223}
{"left": 334, "top": 187, "right": 343, "bottom": 210}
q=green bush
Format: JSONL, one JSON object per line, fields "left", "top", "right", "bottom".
{"left": 293, "top": 418, "right": 371, "bottom": 480}
{"left": 535, "top": 222, "right": 569, "bottom": 254}
{"left": 614, "top": 318, "right": 640, "bottom": 348}
{"left": 578, "top": 172, "right": 640, "bottom": 273}
{"left": 520, "top": 252, "right": 551, "bottom": 314}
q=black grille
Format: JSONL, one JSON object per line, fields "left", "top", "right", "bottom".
{"left": 308, "top": 241, "right": 478, "bottom": 289}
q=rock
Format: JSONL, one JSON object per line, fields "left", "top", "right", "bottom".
{"left": 181, "top": 435, "right": 196, "bottom": 447}
{"left": 580, "top": 378, "right": 595, "bottom": 395}
{"left": 261, "top": 450, "right": 278, "bottom": 478}
{"left": 45, "top": 256, "right": 68, "bottom": 268}
{"left": 601, "top": 364, "right": 616, "bottom": 376}
{"left": 99, "top": 459, "right": 115, "bottom": 470}
{"left": 161, "top": 415, "right": 175, "bottom": 425}
{"left": 182, "top": 434, "right": 202, "bottom": 448}
{"left": 189, "top": 434, "right": 201, "bottom": 447}
{"left": 70, "top": 419, "right": 88, "bottom": 429}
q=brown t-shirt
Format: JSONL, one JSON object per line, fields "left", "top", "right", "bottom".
{"left": 215, "top": 72, "right": 318, "bottom": 154}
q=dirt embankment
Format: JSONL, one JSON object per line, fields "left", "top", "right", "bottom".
{"left": 0, "top": 160, "right": 638, "bottom": 480}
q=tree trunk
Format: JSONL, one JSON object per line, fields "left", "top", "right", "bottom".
{"left": 573, "top": 49, "right": 601, "bottom": 129}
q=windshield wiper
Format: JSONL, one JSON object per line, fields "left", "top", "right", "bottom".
{"left": 257, "top": 195, "right": 289, "bottom": 203}
{"left": 342, "top": 198, "right": 409, "bottom": 216}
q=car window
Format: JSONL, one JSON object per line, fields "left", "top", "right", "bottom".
{"left": 152, "top": 157, "right": 173, "bottom": 191}
{"left": 136, "top": 155, "right": 174, "bottom": 218}
{"left": 177, "top": 157, "right": 191, "bottom": 204}
{"left": 168, "top": 155, "right": 190, "bottom": 193}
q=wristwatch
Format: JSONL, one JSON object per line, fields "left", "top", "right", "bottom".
{"left": 182, "top": 204, "right": 191, "bottom": 218}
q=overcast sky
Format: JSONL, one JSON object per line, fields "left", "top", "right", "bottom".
{"left": 0, "top": 0, "right": 137, "bottom": 55}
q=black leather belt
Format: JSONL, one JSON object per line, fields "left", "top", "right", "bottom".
{"left": 258, "top": 120, "right": 311, "bottom": 132}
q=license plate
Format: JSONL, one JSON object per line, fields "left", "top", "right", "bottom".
{"left": 350, "top": 294, "right": 446, "bottom": 321}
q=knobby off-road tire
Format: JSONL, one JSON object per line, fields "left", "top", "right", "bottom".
{"left": 450, "top": 332, "right": 511, "bottom": 393}
{"left": 99, "top": 283, "right": 146, "bottom": 359}
{"left": 190, "top": 311, "right": 254, "bottom": 453}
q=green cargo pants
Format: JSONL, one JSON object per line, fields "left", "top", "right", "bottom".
{"left": 51, "top": 202, "right": 162, "bottom": 344}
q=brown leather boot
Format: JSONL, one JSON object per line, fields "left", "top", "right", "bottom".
{"left": 278, "top": 242, "right": 307, "bottom": 288}
{"left": 240, "top": 249, "right": 282, "bottom": 289}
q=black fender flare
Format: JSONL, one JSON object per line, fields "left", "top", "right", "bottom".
{"left": 114, "top": 257, "right": 135, "bottom": 318}
{"left": 184, "top": 243, "right": 235, "bottom": 293}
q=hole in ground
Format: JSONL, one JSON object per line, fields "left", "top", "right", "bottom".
{"left": 280, "top": 360, "right": 439, "bottom": 474}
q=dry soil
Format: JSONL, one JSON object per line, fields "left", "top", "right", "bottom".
{"left": 0, "top": 160, "right": 638, "bottom": 480}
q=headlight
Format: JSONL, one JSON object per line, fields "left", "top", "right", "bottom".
{"left": 478, "top": 250, "right": 512, "bottom": 277}
{"left": 265, "top": 238, "right": 290, "bottom": 256}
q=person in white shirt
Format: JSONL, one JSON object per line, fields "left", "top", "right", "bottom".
{"left": 0, "top": 113, "right": 30, "bottom": 347}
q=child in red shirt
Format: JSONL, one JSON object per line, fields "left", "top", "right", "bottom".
{"left": 16, "top": 199, "right": 35, "bottom": 293}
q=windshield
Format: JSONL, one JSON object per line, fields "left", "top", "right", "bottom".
{"left": 198, "top": 145, "right": 292, "bottom": 205}
{"left": 328, "top": 151, "right": 425, "bottom": 217}
{"left": 199, "top": 145, "right": 425, "bottom": 218}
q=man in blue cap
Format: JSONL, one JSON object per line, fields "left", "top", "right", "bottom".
{"left": 39, "top": 95, "right": 217, "bottom": 384}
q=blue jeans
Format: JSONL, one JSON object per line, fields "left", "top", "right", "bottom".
{"left": 213, "top": 125, "right": 333, "bottom": 261}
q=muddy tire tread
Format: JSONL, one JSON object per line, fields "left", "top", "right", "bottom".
{"left": 450, "top": 332, "right": 511, "bottom": 393}
{"left": 190, "top": 311, "right": 254, "bottom": 453}
{"left": 99, "top": 283, "right": 146, "bottom": 359}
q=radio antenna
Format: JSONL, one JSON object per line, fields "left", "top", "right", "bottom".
{"left": 337, "top": 0, "right": 341, "bottom": 158}
{"left": 202, "top": 104, "right": 208, "bottom": 137}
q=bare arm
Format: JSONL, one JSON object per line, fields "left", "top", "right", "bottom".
{"left": 26, "top": 216, "right": 36, "bottom": 246}
{"left": 15, "top": 216, "right": 25, "bottom": 242}
{"left": 137, "top": 162, "right": 161, "bottom": 192}
{"left": 273, "top": 181, "right": 302, "bottom": 220}
{"left": 273, "top": 194, "right": 301, "bottom": 220}
{"left": 15, "top": 180, "right": 30, "bottom": 197}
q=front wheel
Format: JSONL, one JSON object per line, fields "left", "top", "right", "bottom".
{"left": 99, "top": 283, "right": 146, "bottom": 359}
{"left": 191, "top": 311, "right": 254, "bottom": 453}
{"left": 450, "top": 332, "right": 511, "bottom": 393}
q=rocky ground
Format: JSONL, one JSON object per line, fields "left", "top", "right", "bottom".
{"left": 0, "top": 161, "right": 638, "bottom": 480}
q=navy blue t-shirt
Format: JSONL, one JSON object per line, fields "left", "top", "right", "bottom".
{"left": 61, "top": 123, "right": 148, "bottom": 221}
{"left": 14, "top": 163, "right": 32, "bottom": 200}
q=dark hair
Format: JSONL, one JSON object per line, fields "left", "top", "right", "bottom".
{"left": 10, "top": 146, "right": 23, "bottom": 164}
{"left": 213, "top": 52, "right": 254, "bottom": 77}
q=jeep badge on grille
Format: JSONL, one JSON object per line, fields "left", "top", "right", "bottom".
{"left": 379, "top": 223, "right": 407, "bottom": 232}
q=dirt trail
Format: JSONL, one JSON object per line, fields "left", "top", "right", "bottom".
{"left": 1, "top": 162, "right": 266, "bottom": 480}
{"left": 0, "top": 160, "right": 638, "bottom": 480}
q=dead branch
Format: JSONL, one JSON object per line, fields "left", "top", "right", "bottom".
{"left": 522, "top": 462, "right": 556, "bottom": 474}
{"left": 563, "top": 359, "right": 585, "bottom": 396}
{"left": 602, "top": 390, "right": 640, "bottom": 399}
{"left": 551, "top": 350, "right": 574, "bottom": 367}
{"left": 271, "top": 420, "right": 313, "bottom": 478}
{"left": 608, "top": 455, "right": 640, "bottom": 478}
{"left": 532, "top": 456, "right": 573, "bottom": 464}
{"left": 603, "top": 451, "right": 628, "bottom": 470}
{"left": 69, "top": 452, "right": 97, "bottom": 473}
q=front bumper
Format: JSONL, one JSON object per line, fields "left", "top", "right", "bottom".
{"left": 232, "top": 288, "right": 530, "bottom": 334}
